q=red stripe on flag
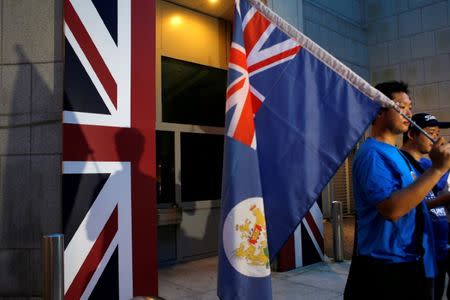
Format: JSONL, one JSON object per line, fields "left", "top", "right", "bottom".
{"left": 243, "top": 12, "right": 271, "bottom": 54}
{"left": 277, "top": 235, "right": 296, "bottom": 272}
{"left": 229, "top": 47, "right": 248, "bottom": 69}
{"left": 64, "top": 1, "right": 118, "bottom": 109}
{"left": 227, "top": 78, "right": 246, "bottom": 99}
{"left": 234, "top": 91, "right": 256, "bottom": 146}
{"left": 250, "top": 91, "right": 262, "bottom": 114}
{"left": 63, "top": 125, "right": 121, "bottom": 161}
{"left": 131, "top": 0, "right": 158, "bottom": 296}
{"left": 248, "top": 46, "right": 301, "bottom": 74}
{"left": 304, "top": 212, "right": 324, "bottom": 252}
{"left": 63, "top": 124, "right": 151, "bottom": 163}
{"left": 65, "top": 206, "right": 118, "bottom": 300}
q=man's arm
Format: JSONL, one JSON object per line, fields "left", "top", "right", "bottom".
{"left": 377, "top": 139, "right": 450, "bottom": 221}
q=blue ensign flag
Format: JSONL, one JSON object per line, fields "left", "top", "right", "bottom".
{"left": 218, "top": 0, "right": 387, "bottom": 299}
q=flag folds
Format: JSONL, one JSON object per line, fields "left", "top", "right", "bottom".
{"left": 218, "top": 0, "right": 391, "bottom": 299}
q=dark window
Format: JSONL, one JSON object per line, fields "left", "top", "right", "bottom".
{"left": 156, "top": 131, "right": 175, "bottom": 204}
{"left": 161, "top": 56, "right": 227, "bottom": 127}
{"left": 181, "top": 133, "right": 224, "bottom": 202}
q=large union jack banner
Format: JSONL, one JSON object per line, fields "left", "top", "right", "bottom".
{"left": 218, "top": 0, "right": 389, "bottom": 299}
{"left": 63, "top": 0, "right": 157, "bottom": 299}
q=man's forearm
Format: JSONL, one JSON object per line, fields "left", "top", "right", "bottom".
{"left": 377, "top": 167, "right": 446, "bottom": 221}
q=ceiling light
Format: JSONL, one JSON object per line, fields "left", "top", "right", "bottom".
{"left": 170, "top": 15, "right": 182, "bottom": 26}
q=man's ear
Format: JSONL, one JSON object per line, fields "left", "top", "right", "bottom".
{"left": 372, "top": 107, "right": 387, "bottom": 125}
{"left": 407, "top": 130, "right": 415, "bottom": 141}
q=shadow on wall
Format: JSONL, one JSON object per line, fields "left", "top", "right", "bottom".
{"left": 178, "top": 190, "right": 220, "bottom": 263}
{"left": 0, "top": 43, "right": 62, "bottom": 296}
{"left": 0, "top": 0, "right": 63, "bottom": 296}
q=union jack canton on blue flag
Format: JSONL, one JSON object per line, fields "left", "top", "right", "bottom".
{"left": 218, "top": 0, "right": 393, "bottom": 299}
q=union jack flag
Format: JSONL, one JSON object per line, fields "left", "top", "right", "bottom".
{"left": 226, "top": 3, "right": 300, "bottom": 148}
{"left": 63, "top": 0, "right": 157, "bottom": 299}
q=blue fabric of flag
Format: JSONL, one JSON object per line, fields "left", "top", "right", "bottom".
{"left": 255, "top": 47, "right": 381, "bottom": 257}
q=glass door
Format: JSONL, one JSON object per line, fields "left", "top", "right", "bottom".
{"left": 156, "top": 0, "right": 230, "bottom": 265}
{"left": 156, "top": 56, "right": 227, "bottom": 265}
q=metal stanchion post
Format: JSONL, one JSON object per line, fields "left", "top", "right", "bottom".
{"left": 42, "top": 234, "right": 64, "bottom": 300}
{"left": 331, "top": 201, "right": 344, "bottom": 262}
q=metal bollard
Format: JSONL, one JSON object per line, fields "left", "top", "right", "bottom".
{"left": 331, "top": 201, "right": 344, "bottom": 262}
{"left": 42, "top": 234, "right": 64, "bottom": 300}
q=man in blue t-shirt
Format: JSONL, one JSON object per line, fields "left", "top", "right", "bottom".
{"left": 344, "top": 81, "right": 450, "bottom": 300}
{"left": 401, "top": 112, "right": 450, "bottom": 300}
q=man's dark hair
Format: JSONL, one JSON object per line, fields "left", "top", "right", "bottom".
{"left": 374, "top": 81, "right": 409, "bottom": 100}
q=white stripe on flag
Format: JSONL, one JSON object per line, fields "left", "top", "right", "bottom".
{"left": 294, "top": 224, "right": 302, "bottom": 268}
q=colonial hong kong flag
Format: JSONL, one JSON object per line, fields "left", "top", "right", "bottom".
{"left": 218, "top": 0, "right": 394, "bottom": 299}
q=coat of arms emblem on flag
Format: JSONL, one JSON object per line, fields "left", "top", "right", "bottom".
{"left": 223, "top": 197, "right": 270, "bottom": 276}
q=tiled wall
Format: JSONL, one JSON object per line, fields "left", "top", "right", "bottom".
{"left": 367, "top": 0, "right": 450, "bottom": 138}
{"left": 269, "top": 0, "right": 449, "bottom": 138}
{"left": 269, "top": 0, "right": 369, "bottom": 80}
{"left": 0, "top": 0, "right": 63, "bottom": 296}
{"left": 268, "top": 0, "right": 304, "bottom": 31}
{"left": 304, "top": 0, "right": 369, "bottom": 80}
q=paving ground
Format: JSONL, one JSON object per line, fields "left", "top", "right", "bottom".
{"left": 157, "top": 216, "right": 356, "bottom": 300}
{"left": 158, "top": 256, "right": 350, "bottom": 300}
{"left": 157, "top": 216, "right": 450, "bottom": 299}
